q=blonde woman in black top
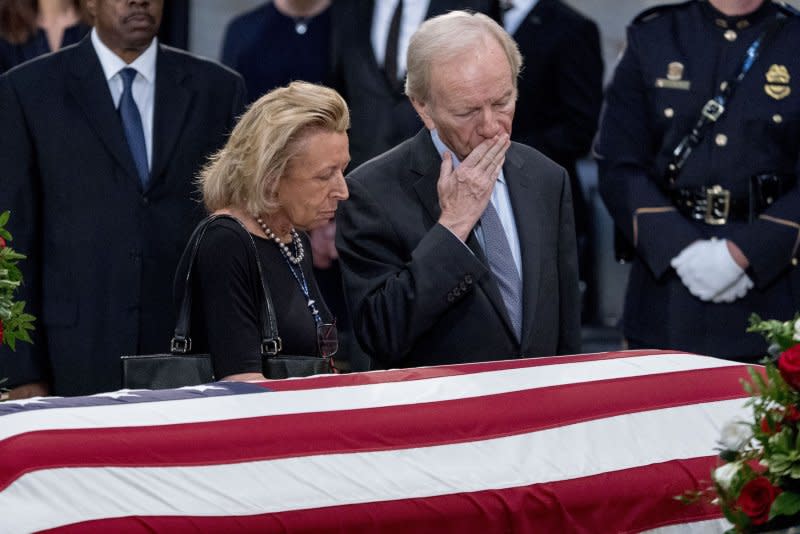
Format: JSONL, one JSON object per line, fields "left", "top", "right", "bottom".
{"left": 174, "top": 81, "right": 350, "bottom": 381}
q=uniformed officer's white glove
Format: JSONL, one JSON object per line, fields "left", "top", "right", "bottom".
{"left": 670, "top": 239, "right": 751, "bottom": 302}
{"left": 711, "top": 271, "right": 754, "bottom": 303}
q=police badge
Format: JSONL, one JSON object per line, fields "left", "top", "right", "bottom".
{"left": 764, "top": 64, "right": 791, "bottom": 100}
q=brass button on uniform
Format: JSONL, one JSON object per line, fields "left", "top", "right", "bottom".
{"left": 724, "top": 29, "right": 737, "bottom": 41}
{"left": 664, "top": 107, "right": 674, "bottom": 118}
{"left": 714, "top": 133, "right": 728, "bottom": 146}
{"left": 720, "top": 81, "right": 728, "bottom": 91}
{"left": 793, "top": 258, "right": 799, "bottom": 267}
{"left": 773, "top": 114, "right": 783, "bottom": 123}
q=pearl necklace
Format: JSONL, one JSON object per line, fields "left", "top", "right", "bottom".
{"left": 256, "top": 216, "right": 304, "bottom": 265}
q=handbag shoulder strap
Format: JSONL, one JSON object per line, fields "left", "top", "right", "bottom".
{"left": 171, "top": 214, "right": 282, "bottom": 356}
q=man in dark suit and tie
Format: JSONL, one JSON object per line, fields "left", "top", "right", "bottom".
{"left": 0, "top": 0, "right": 245, "bottom": 397}
{"left": 329, "top": 0, "right": 494, "bottom": 170}
{"left": 500, "top": 0, "right": 603, "bottom": 296}
{"left": 336, "top": 10, "right": 581, "bottom": 368}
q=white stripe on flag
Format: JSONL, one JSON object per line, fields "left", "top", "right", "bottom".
{"left": 643, "top": 518, "right": 729, "bottom": 533}
{"left": 1, "top": 398, "right": 748, "bottom": 533}
{"left": 0, "top": 354, "right": 743, "bottom": 440}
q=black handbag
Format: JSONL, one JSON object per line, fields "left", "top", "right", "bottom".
{"left": 121, "top": 215, "right": 333, "bottom": 389}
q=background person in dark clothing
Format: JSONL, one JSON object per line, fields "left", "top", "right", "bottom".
{"left": 221, "top": 0, "right": 331, "bottom": 104}
{"left": 499, "top": 0, "right": 603, "bottom": 312}
{"left": 0, "top": 0, "right": 245, "bottom": 397}
{"left": 329, "top": 0, "right": 494, "bottom": 171}
{"left": 0, "top": 0, "right": 90, "bottom": 74}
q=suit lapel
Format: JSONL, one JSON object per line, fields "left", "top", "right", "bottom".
{"left": 67, "top": 37, "right": 141, "bottom": 188}
{"left": 505, "top": 145, "right": 542, "bottom": 350}
{"left": 410, "top": 130, "right": 518, "bottom": 343}
{"left": 358, "top": 1, "right": 388, "bottom": 92}
{"left": 512, "top": 0, "right": 549, "bottom": 38}
{"left": 150, "top": 46, "right": 193, "bottom": 190}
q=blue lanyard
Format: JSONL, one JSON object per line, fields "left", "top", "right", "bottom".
{"left": 715, "top": 22, "right": 774, "bottom": 108}
{"left": 283, "top": 256, "right": 322, "bottom": 326}
{"left": 666, "top": 14, "right": 787, "bottom": 182}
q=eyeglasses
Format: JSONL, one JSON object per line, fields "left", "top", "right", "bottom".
{"left": 317, "top": 321, "right": 338, "bottom": 358}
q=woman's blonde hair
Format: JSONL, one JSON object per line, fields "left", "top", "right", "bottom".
{"left": 200, "top": 81, "right": 350, "bottom": 216}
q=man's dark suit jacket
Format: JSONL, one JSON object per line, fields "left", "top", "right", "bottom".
{"left": 510, "top": 0, "right": 603, "bottom": 253}
{"left": 0, "top": 36, "right": 245, "bottom": 396}
{"left": 336, "top": 129, "right": 581, "bottom": 368}
{"left": 329, "top": 0, "right": 493, "bottom": 169}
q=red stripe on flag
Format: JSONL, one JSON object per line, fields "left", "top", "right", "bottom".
{"left": 41, "top": 456, "right": 722, "bottom": 534}
{"left": 263, "top": 350, "right": 695, "bottom": 391}
{"left": 0, "top": 366, "right": 753, "bottom": 490}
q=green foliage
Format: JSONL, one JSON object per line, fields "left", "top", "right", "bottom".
{"left": 767, "top": 429, "right": 800, "bottom": 478}
{"left": 770, "top": 492, "right": 800, "bottom": 520}
{"left": 0, "top": 210, "right": 36, "bottom": 351}
{"left": 748, "top": 313, "right": 799, "bottom": 352}
{"left": 686, "top": 315, "right": 800, "bottom": 531}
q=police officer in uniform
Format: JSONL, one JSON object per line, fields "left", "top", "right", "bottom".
{"left": 594, "top": 0, "right": 800, "bottom": 360}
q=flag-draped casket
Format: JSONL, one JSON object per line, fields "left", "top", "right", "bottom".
{"left": 0, "top": 350, "right": 754, "bottom": 532}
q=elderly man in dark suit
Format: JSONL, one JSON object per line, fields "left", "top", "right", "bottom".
{"left": 336, "top": 11, "right": 581, "bottom": 368}
{"left": 0, "top": 0, "right": 245, "bottom": 397}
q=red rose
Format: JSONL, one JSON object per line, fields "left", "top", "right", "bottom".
{"left": 778, "top": 344, "right": 800, "bottom": 390}
{"left": 736, "top": 476, "right": 781, "bottom": 526}
{"left": 761, "top": 414, "right": 782, "bottom": 434}
{"left": 0, "top": 236, "right": 5, "bottom": 248}
{"left": 784, "top": 405, "right": 800, "bottom": 423}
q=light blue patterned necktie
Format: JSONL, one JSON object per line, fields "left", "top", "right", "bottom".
{"left": 480, "top": 200, "right": 523, "bottom": 341}
{"left": 118, "top": 67, "right": 149, "bottom": 188}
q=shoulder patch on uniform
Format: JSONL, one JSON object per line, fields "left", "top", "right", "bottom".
{"left": 633, "top": 0, "right": 693, "bottom": 24}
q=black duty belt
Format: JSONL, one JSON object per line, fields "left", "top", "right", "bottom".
{"left": 671, "top": 185, "right": 747, "bottom": 225}
{"left": 671, "top": 174, "right": 796, "bottom": 225}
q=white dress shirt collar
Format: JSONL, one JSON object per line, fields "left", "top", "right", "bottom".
{"left": 90, "top": 28, "right": 157, "bottom": 172}
{"left": 91, "top": 27, "right": 157, "bottom": 84}
{"left": 371, "top": 0, "right": 429, "bottom": 78}
{"left": 504, "top": 0, "right": 540, "bottom": 36}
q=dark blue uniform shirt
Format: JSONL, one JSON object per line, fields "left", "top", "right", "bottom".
{"left": 595, "top": 0, "right": 800, "bottom": 359}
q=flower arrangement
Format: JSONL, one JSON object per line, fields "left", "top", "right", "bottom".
{"left": 689, "top": 313, "right": 800, "bottom": 532}
{"left": 0, "top": 210, "right": 35, "bottom": 350}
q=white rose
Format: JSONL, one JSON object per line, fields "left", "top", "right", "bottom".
{"left": 793, "top": 319, "right": 800, "bottom": 342}
{"left": 713, "top": 462, "right": 741, "bottom": 491}
{"left": 719, "top": 420, "right": 752, "bottom": 451}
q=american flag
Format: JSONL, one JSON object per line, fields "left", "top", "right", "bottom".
{"left": 0, "top": 350, "right": 754, "bottom": 533}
